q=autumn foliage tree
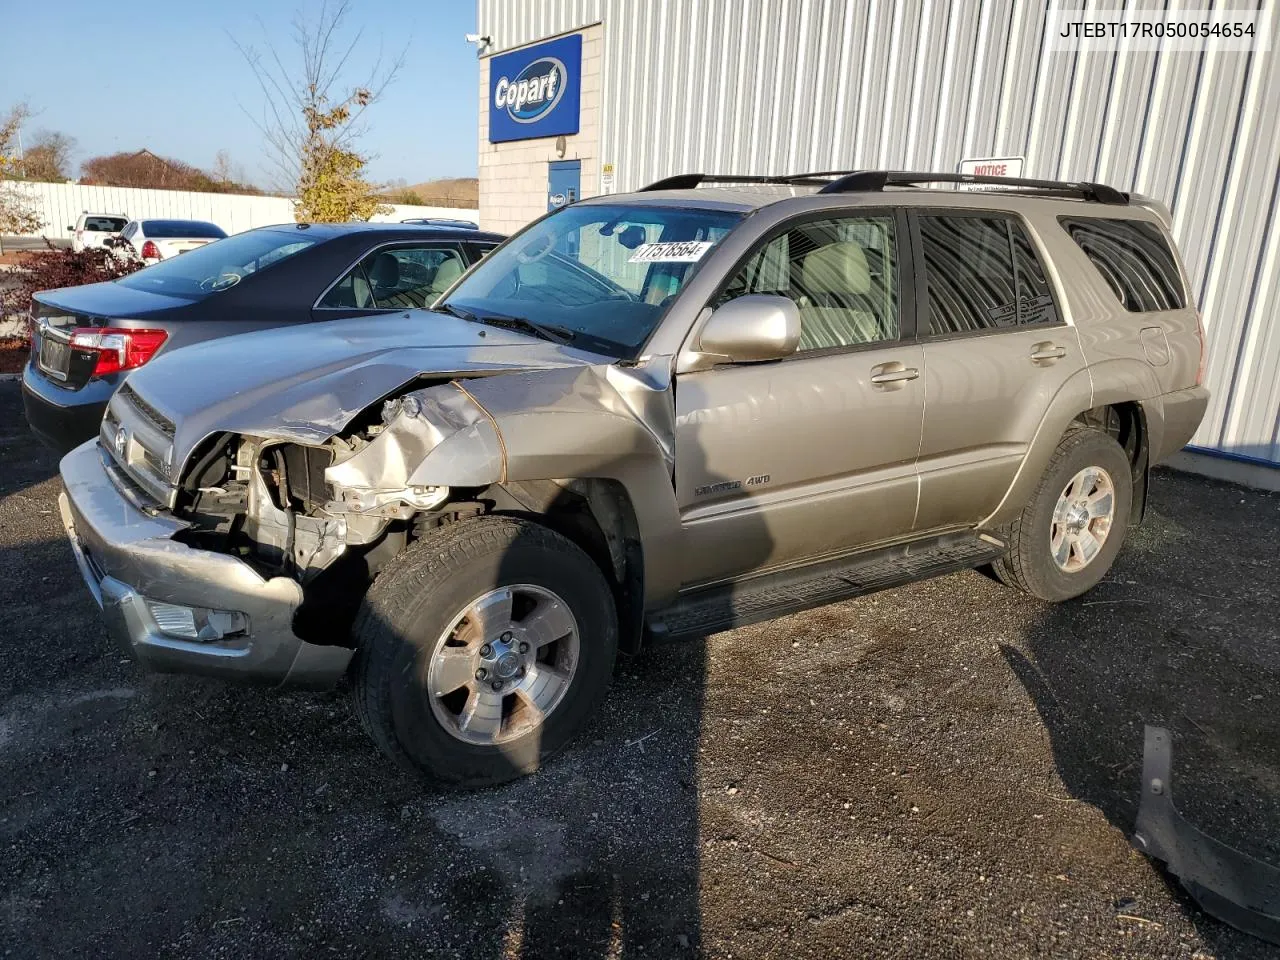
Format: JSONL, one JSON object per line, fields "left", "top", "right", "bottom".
{"left": 0, "top": 104, "right": 43, "bottom": 235}
{"left": 236, "top": 0, "right": 400, "bottom": 222}
{"left": 295, "top": 87, "right": 389, "bottom": 222}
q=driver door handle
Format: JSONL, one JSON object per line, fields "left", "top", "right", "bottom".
{"left": 1030, "top": 342, "right": 1068, "bottom": 364}
{"left": 870, "top": 361, "right": 920, "bottom": 388}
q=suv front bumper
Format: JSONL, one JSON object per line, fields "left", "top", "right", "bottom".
{"left": 58, "top": 439, "right": 353, "bottom": 687}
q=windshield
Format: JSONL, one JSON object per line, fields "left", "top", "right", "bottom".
{"left": 116, "top": 230, "right": 318, "bottom": 299}
{"left": 441, "top": 203, "right": 742, "bottom": 357}
{"left": 141, "top": 220, "right": 226, "bottom": 239}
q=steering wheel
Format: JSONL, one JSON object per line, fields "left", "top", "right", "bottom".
{"left": 199, "top": 272, "right": 242, "bottom": 292}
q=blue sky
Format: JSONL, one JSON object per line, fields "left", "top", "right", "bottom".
{"left": 0, "top": 0, "right": 480, "bottom": 188}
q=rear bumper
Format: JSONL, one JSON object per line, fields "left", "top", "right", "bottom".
{"left": 21, "top": 362, "right": 113, "bottom": 455}
{"left": 1155, "top": 385, "right": 1210, "bottom": 464}
{"left": 58, "top": 439, "right": 352, "bottom": 687}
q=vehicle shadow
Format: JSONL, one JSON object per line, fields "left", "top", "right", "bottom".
{"left": 0, "top": 382, "right": 62, "bottom": 492}
{"left": 1003, "top": 468, "right": 1280, "bottom": 958}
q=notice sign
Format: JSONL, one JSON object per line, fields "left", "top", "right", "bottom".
{"left": 957, "top": 156, "right": 1024, "bottom": 189}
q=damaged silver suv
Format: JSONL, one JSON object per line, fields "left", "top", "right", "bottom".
{"left": 59, "top": 171, "right": 1209, "bottom": 786}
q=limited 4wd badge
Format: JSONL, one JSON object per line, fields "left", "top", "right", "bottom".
{"left": 694, "top": 474, "right": 771, "bottom": 497}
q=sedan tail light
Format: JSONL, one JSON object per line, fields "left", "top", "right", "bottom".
{"left": 140, "top": 240, "right": 160, "bottom": 260}
{"left": 70, "top": 327, "right": 168, "bottom": 377}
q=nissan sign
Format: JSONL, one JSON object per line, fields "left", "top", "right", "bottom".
{"left": 488, "top": 34, "right": 582, "bottom": 143}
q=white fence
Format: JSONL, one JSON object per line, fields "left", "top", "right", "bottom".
{"left": 5, "top": 181, "right": 478, "bottom": 238}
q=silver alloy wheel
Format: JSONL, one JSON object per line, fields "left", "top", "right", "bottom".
{"left": 426, "top": 584, "right": 580, "bottom": 746}
{"left": 1050, "top": 466, "right": 1116, "bottom": 573}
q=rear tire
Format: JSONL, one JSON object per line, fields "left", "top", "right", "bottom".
{"left": 994, "top": 427, "right": 1133, "bottom": 602}
{"left": 350, "top": 516, "right": 618, "bottom": 787}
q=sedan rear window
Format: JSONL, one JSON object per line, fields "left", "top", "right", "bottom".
{"left": 141, "top": 220, "right": 227, "bottom": 239}
{"left": 116, "top": 230, "right": 317, "bottom": 300}
{"left": 83, "top": 216, "right": 126, "bottom": 232}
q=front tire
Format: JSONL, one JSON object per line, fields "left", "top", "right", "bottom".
{"left": 994, "top": 427, "right": 1133, "bottom": 602}
{"left": 350, "top": 516, "right": 618, "bottom": 787}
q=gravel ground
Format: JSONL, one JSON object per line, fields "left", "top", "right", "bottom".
{"left": 2, "top": 379, "right": 1279, "bottom": 959}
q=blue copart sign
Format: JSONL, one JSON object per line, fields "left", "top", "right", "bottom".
{"left": 488, "top": 34, "right": 582, "bottom": 143}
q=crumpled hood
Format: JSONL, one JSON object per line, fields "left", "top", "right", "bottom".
{"left": 120, "top": 311, "right": 600, "bottom": 465}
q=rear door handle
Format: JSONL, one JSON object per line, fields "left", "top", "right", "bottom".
{"left": 870, "top": 362, "right": 920, "bottom": 388}
{"left": 1030, "top": 342, "right": 1067, "bottom": 364}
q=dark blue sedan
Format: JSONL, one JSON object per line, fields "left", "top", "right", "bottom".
{"left": 23, "top": 222, "right": 503, "bottom": 452}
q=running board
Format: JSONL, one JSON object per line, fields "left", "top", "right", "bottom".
{"left": 647, "top": 532, "right": 1006, "bottom": 640}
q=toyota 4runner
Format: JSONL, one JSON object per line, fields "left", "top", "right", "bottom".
{"left": 58, "top": 170, "right": 1209, "bottom": 786}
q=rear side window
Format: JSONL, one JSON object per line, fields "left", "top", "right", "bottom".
{"left": 1058, "top": 217, "right": 1185, "bottom": 312}
{"left": 1010, "top": 225, "right": 1061, "bottom": 326}
{"left": 919, "top": 214, "right": 1061, "bottom": 335}
{"left": 319, "top": 245, "right": 468, "bottom": 310}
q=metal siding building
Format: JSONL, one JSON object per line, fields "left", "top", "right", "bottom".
{"left": 476, "top": 0, "right": 1280, "bottom": 470}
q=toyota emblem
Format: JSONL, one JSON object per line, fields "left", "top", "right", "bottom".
{"left": 113, "top": 426, "right": 127, "bottom": 457}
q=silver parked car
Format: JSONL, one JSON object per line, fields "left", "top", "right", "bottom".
{"left": 109, "top": 218, "right": 228, "bottom": 262}
{"left": 58, "top": 170, "right": 1208, "bottom": 786}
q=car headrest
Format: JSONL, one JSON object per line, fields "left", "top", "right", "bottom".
{"left": 801, "top": 242, "right": 871, "bottom": 295}
{"left": 368, "top": 252, "right": 400, "bottom": 287}
{"left": 432, "top": 257, "right": 463, "bottom": 290}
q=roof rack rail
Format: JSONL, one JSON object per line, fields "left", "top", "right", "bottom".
{"left": 639, "top": 170, "right": 1129, "bottom": 205}
{"left": 816, "top": 170, "right": 1129, "bottom": 205}
{"left": 639, "top": 172, "right": 836, "bottom": 191}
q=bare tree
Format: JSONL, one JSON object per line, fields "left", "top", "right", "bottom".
{"left": 23, "top": 130, "right": 77, "bottom": 182}
{"left": 212, "top": 148, "right": 235, "bottom": 185}
{"left": 233, "top": 0, "right": 404, "bottom": 219}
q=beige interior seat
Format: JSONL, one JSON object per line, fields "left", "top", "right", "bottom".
{"left": 430, "top": 256, "right": 463, "bottom": 296}
{"left": 796, "top": 241, "right": 883, "bottom": 350}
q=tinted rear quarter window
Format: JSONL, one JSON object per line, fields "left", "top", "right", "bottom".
{"left": 1058, "top": 216, "right": 1185, "bottom": 312}
{"left": 83, "top": 216, "right": 127, "bottom": 232}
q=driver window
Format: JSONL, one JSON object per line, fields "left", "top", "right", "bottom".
{"left": 719, "top": 215, "right": 899, "bottom": 352}
{"left": 319, "top": 245, "right": 466, "bottom": 309}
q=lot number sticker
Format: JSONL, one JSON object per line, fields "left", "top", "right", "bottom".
{"left": 627, "top": 241, "right": 714, "bottom": 263}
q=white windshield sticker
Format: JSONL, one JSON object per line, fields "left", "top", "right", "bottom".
{"left": 627, "top": 241, "right": 714, "bottom": 263}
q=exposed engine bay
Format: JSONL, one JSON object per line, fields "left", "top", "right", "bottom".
{"left": 167, "top": 384, "right": 495, "bottom": 637}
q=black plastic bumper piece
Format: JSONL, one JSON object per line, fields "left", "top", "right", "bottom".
{"left": 1133, "top": 725, "right": 1280, "bottom": 946}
